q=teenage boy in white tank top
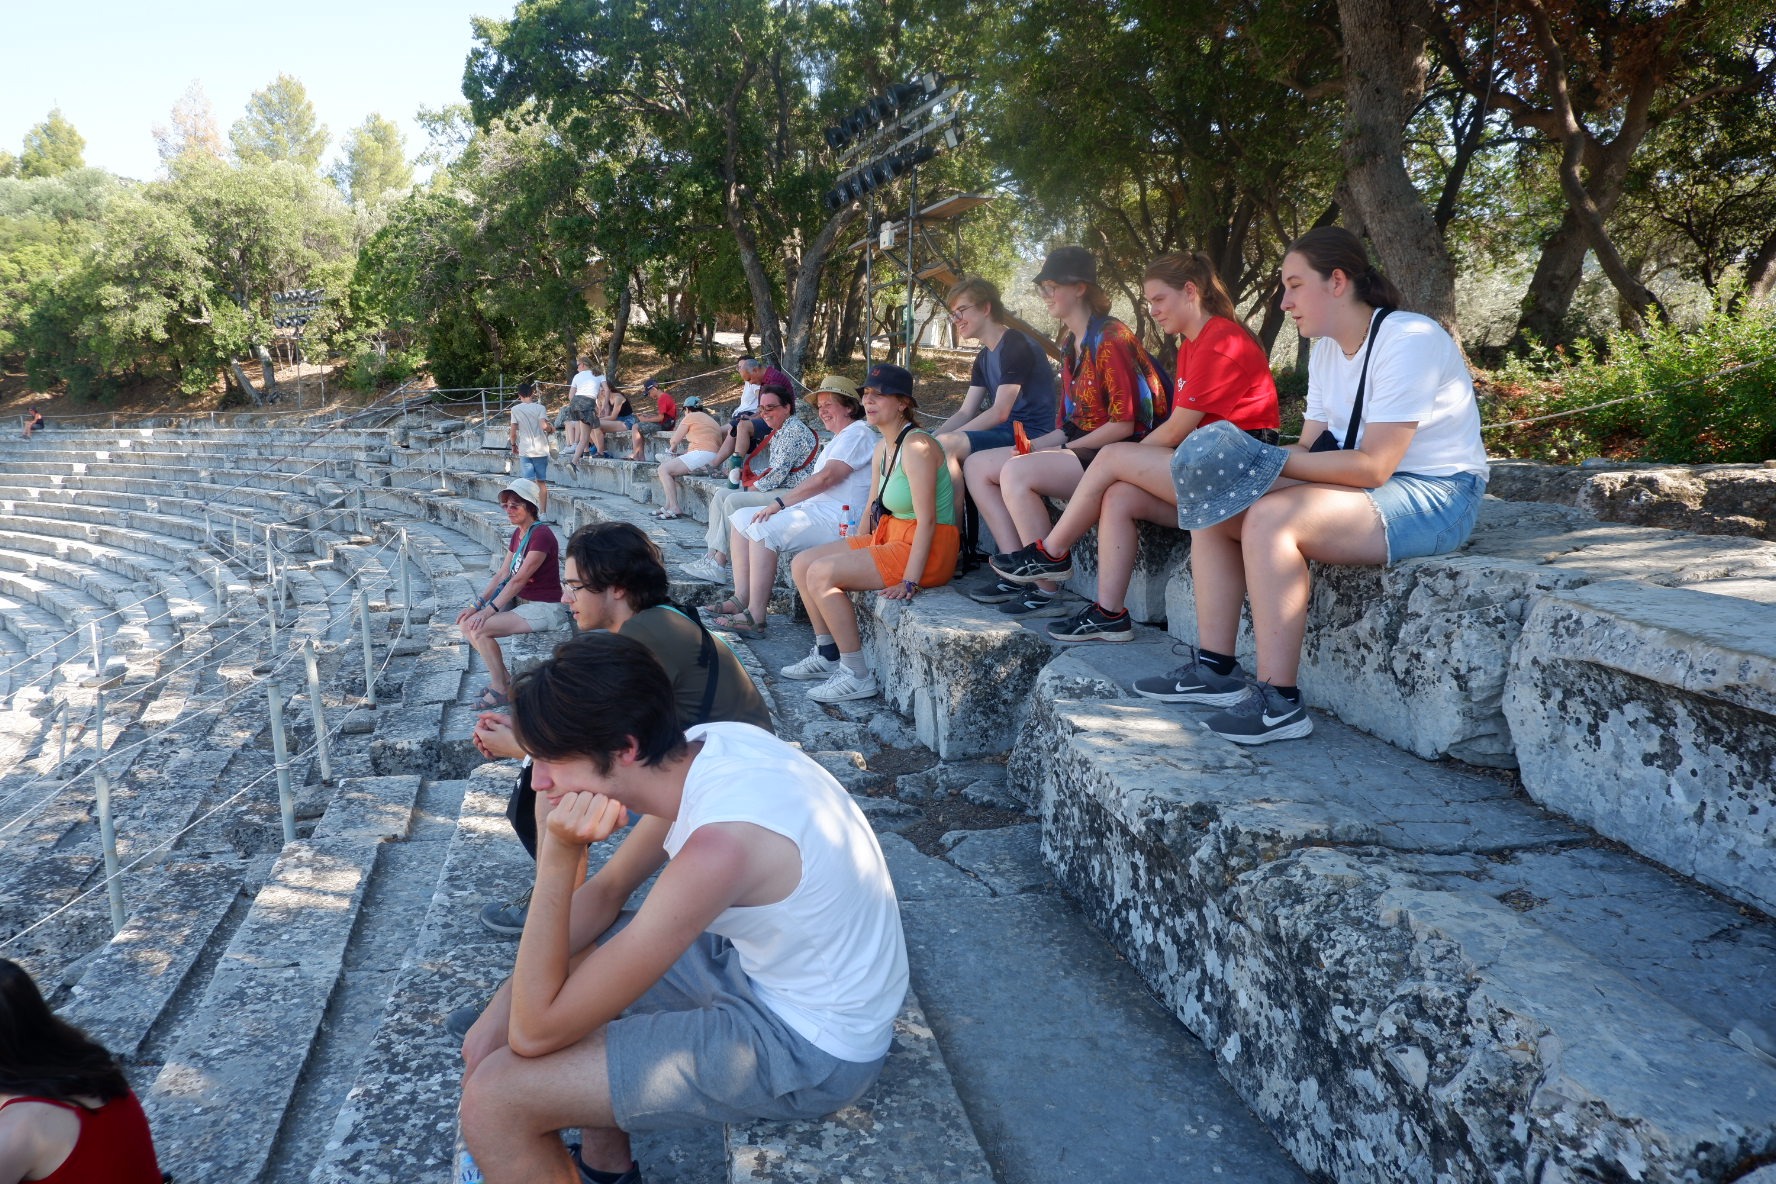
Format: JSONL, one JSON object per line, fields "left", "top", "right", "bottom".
{"left": 457, "top": 631, "right": 907, "bottom": 1184}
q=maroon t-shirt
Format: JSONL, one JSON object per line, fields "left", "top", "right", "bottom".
{"left": 509, "top": 524, "right": 562, "bottom": 603}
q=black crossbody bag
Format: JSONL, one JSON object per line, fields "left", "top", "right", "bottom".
{"left": 866, "top": 423, "right": 917, "bottom": 533}
{"left": 1309, "top": 307, "right": 1394, "bottom": 453}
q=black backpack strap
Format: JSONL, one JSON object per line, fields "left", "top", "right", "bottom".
{"left": 666, "top": 604, "right": 722, "bottom": 725}
{"left": 1343, "top": 307, "right": 1396, "bottom": 451}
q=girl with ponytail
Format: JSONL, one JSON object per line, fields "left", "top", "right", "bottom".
{"left": 1160, "top": 225, "right": 1488, "bottom": 746}
{"left": 988, "top": 250, "right": 1281, "bottom": 642}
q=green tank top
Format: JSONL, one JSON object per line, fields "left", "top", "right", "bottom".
{"left": 880, "top": 428, "right": 957, "bottom": 526}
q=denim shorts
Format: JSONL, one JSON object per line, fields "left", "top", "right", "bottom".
{"left": 519, "top": 455, "right": 548, "bottom": 481}
{"left": 962, "top": 421, "right": 1018, "bottom": 454}
{"left": 1366, "top": 471, "right": 1485, "bottom": 564}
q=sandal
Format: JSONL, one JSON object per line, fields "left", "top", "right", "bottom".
{"left": 651, "top": 509, "right": 683, "bottom": 520}
{"left": 702, "top": 598, "right": 746, "bottom": 618}
{"left": 475, "top": 687, "right": 510, "bottom": 710}
{"left": 709, "top": 612, "right": 767, "bottom": 638}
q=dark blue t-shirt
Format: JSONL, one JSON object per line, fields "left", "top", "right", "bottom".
{"left": 969, "top": 329, "right": 1059, "bottom": 435}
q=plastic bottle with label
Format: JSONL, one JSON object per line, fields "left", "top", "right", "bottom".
{"left": 838, "top": 505, "right": 851, "bottom": 539}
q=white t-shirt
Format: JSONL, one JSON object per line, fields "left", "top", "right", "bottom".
{"left": 667, "top": 723, "right": 908, "bottom": 1062}
{"left": 736, "top": 380, "right": 761, "bottom": 416}
{"left": 510, "top": 400, "right": 551, "bottom": 457}
{"left": 808, "top": 419, "right": 878, "bottom": 513}
{"left": 569, "top": 370, "right": 606, "bottom": 402}
{"left": 1305, "top": 311, "right": 1489, "bottom": 480}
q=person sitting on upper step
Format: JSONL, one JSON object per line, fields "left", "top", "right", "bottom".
{"left": 651, "top": 395, "right": 723, "bottom": 520}
{"left": 465, "top": 521, "right": 773, "bottom": 940}
{"left": 0, "top": 959, "right": 162, "bottom": 1184}
{"left": 782, "top": 363, "right": 959, "bottom": 704}
{"left": 457, "top": 631, "right": 907, "bottom": 1184}
{"left": 1137, "top": 226, "right": 1487, "bottom": 746}
{"left": 458, "top": 479, "right": 569, "bottom": 711}
{"left": 960, "top": 251, "right": 1171, "bottom": 623}
{"left": 989, "top": 250, "right": 1280, "bottom": 644}
{"left": 702, "top": 375, "right": 877, "bottom": 639}
{"left": 682, "top": 379, "right": 818, "bottom": 584}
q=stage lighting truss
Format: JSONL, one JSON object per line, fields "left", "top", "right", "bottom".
{"left": 821, "top": 112, "right": 965, "bottom": 212}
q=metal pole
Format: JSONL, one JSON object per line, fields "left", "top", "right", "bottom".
{"left": 399, "top": 528, "right": 413, "bottom": 638}
{"left": 863, "top": 197, "right": 875, "bottom": 366}
{"left": 212, "top": 564, "right": 226, "bottom": 618}
{"left": 304, "top": 639, "right": 333, "bottom": 785}
{"left": 93, "top": 769, "right": 126, "bottom": 933}
{"left": 437, "top": 442, "right": 446, "bottom": 490}
{"left": 357, "top": 588, "right": 377, "bottom": 709}
{"left": 94, "top": 684, "right": 104, "bottom": 757}
{"left": 903, "top": 163, "right": 919, "bottom": 369}
{"left": 267, "top": 682, "right": 296, "bottom": 844}
{"left": 57, "top": 701, "right": 68, "bottom": 768}
{"left": 266, "top": 540, "right": 279, "bottom": 654}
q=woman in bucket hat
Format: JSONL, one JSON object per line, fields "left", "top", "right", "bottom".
{"left": 989, "top": 251, "right": 1277, "bottom": 637}
{"left": 457, "top": 478, "right": 569, "bottom": 709}
{"left": 1158, "top": 227, "right": 1487, "bottom": 745}
{"left": 781, "top": 363, "right": 959, "bottom": 703}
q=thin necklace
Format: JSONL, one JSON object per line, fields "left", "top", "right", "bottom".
{"left": 1340, "top": 313, "right": 1374, "bottom": 359}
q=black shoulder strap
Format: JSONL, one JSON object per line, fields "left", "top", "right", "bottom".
{"left": 1343, "top": 307, "right": 1396, "bottom": 451}
{"left": 667, "top": 604, "right": 722, "bottom": 725}
{"left": 875, "top": 422, "right": 916, "bottom": 508}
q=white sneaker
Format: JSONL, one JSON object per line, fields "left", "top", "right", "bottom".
{"left": 779, "top": 648, "right": 839, "bottom": 680}
{"left": 681, "top": 556, "right": 728, "bottom": 583}
{"left": 807, "top": 667, "right": 879, "bottom": 703}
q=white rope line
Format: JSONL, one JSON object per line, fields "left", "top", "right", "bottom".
{"left": 0, "top": 532, "right": 407, "bottom": 831}
{"left": 0, "top": 603, "right": 409, "bottom": 952}
{"left": 1480, "top": 355, "right": 1773, "bottom": 433}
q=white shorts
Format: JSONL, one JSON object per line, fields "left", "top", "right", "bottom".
{"left": 509, "top": 599, "right": 570, "bottom": 632}
{"left": 674, "top": 450, "right": 719, "bottom": 473}
{"left": 732, "top": 501, "right": 845, "bottom": 554}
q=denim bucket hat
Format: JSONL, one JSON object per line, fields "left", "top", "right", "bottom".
{"left": 1171, "top": 419, "right": 1290, "bottom": 530}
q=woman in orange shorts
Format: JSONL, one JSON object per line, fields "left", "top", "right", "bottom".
{"left": 782, "top": 362, "right": 959, "bottom": 703}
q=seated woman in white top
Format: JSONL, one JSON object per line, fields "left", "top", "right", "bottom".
{"left": 704, "top": 376, "right": 876, "bottom": 638}
{"left": 1175, "top": 226, "right": 1488, "bottom": 746}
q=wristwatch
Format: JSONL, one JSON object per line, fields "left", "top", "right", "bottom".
{"left": 775, "top": 496, "right": 786, "bottom": 509}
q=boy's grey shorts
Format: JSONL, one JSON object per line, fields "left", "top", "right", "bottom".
{"left": 604, "top": 923, "right": 889, "bottom": 1131}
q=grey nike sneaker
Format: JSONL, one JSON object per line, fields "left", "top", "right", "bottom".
{"left": 1133, "top": 656, "right": 1249, "bottom": 705}
{"left": 1204, "top": 683, "right": 1313, "bottom": 745}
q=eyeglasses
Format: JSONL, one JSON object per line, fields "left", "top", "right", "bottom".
{"left": 759, "top": 401, "right": 788, "bottom": 413}
{"left": 1035, "top": 282, "right": 1065, "bottom": 299}
{"left": 563, "top": 579, "right": 595, "bottom": 595}
{"left": 948, "top": 303, "right": 977, "bottom": 321}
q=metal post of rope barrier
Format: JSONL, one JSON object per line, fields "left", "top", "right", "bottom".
{"left": 437, "top": 442, "right": 446, "bottom": 491}
{"left": 266, "top": 540, "right": 279, "bottom": 654}
{"left": 399, "top": 529, "right": 413, "bottom": 638}
{"left": 93, "top": 684, "right": 105, "bottom": 771}
{"left": 304, "top": 638, "right": 333, "bottom": 785}
{"left": 266, "top": 682, "right": 297, "bottom": 844}
{"left": 357, "top": 588, "right": 377, "bottom": 709}
{"left": 89, "top": 621, "right": 102, "bottom": 679}
{"left": 56, "top": 700, "right": 68, "bottom": 769}
{"left": 211, "top": 563, "right": 226, "bottom": 620}
{"left": 93, "top": 768, "right": 126, "bottom": 933}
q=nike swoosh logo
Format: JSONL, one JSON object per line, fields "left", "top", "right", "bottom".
{"left": 1261, "top": 711, "right": 1299, "bottom": 726}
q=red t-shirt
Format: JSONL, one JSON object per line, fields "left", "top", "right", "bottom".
{"left": 1174, "top": 316, "right": 1279, "bottom": 431}
{"left": 508, "top": 524, "right": 562, "bottom": 604}
{"left": 655, "top": 391, "right": 678, "bottom": 425}
{"left": 0, "top": 1093, "right": 161, "bottom": 1183}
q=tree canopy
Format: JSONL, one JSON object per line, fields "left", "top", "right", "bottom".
{"left": 19, "top": 109, "right": 86, "bottom": 179}
{"left": 231, "top": 74, "right": 330, "bottom": 170}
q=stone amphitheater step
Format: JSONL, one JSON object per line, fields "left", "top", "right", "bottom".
{"left": 1011, "top": 635, "right": 1776, "bottom": 1183}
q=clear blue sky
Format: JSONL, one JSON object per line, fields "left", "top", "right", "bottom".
{"left": 1, "top": 0, "right": 500, "bottom": 180}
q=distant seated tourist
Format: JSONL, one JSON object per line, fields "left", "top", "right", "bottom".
{"left": 682, "top": 380, "right": 818, "bottom": 583}
{"left": 457, "top": 479, "right": 568, "bottom": 710}
{"left": 633, "top": 378, "right": 677, "bottom": 431}
{"left": 587, "top": 381, "right": 642, "bottom": 461}
{"left": 457, "top": 631, "right": 907, "bottom": 1184}
{"left": 707, "top": 358, "right": 793, "bottom": 471}
{"left": 1142, "top": 227, "right": 1488, "bottom": 745}
{"left": 461, "top": 520, "right": 773, "bottom": 947}
{"left": 704, "top": 376, "right": 876, "bottom": 638}
{"left": 0, "top": 958, "right": 162, "bottom": 1184}
{"left": 783, "top": 363, "right": 957, "bottom": 703}
{"left": 652, "top": 395, "right": 724, "bottom": 520}
{"left": 990, "top": 250, "right": 1280, "bottom": 643}
{"left": 19, "top": 407, "right": 43, "bottom": 441}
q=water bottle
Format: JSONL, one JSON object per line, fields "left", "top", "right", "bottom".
{"left": 455, "top": 1132, "right": 484, "bottom": 1183}
{"left": 838, "top": 505, "right": 850, "bottom": 539}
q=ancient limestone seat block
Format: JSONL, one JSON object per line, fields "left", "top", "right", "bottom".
{"left": 1505, "top": 578, "right": 1776, "bottom": 915}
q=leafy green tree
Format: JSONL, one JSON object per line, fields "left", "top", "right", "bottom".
{"left": 20, "top": 109, "right": 86, "bottom": 179}
{"left": 231, "top": 74, "right": 329, "bottom": 169}
{"left": 332, "top": 114, "right": 413, "bottom": 206}
{"left": 0, "top": 153, "right": 16, "bottom": 179}
{"left": 0, "top": 169, "right": 117, "bottom": 357}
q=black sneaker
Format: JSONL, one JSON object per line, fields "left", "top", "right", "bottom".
{"left": 997, "top": 588, "right": 1066, "bottom": 617}
{"left": 967, "top": 577, "right": 1024, "bottom": 605}
{"left": 1046, "top": 603, "right": 1132, "bottom": 643}
{"left": 1133, "top": 656, "right": 1249, "bottom": 705}
{"left": 991, "top": 543, "right": 1073, "bottom": 584}
{"left": 1205, "top": 683, "right": 1313, "bottom": 745}
{"left": 569, "top": 1143, "right": 644, "bottom": 1184}
{"left": 478, "top": 887, "right": 531, "bottom": 936}
{"left": 445, "top": 1002, "right": 484, "bottom": 1041}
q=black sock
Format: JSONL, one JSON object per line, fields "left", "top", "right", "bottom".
{"left": 580, "top": 1163, "right": 635, "bottom": 1184}
{"left": 1198, "top": 648, "right": 1237, "bottom": 676}
{"left": 1272, "top": 684, "right": 1301, "bottom": 704}
{"left": 817, "top": 641, "right": 840, "bottom": 662}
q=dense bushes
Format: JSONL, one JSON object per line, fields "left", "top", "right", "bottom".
{"left": 1482, "top": 305, "right": 1776, "bottom": 464}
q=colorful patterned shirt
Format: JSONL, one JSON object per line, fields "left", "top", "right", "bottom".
{"left": 1059, "top": 316, "right": 1170, "bottom": 439}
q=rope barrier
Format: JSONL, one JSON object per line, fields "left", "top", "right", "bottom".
{"left": 1479, "top": 355, "right": 1774, "bottom": 433}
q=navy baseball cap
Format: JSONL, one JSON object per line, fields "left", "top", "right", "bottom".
{"left": 1034, "top": 245, "right": 1097, "bottom": 287}
{"left": 864, "top": 362, "right": 915, "bottom": 402}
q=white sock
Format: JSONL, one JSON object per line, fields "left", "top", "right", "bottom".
{"left": 839, "top": 651, "right": 869, "bottom": 677}
{"left": 814, "top": 633, "right": 834, "bottom": 649}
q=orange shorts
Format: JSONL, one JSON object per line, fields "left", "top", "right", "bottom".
{"left": 847, "top": 514, "right": 961, "bottom": 588}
